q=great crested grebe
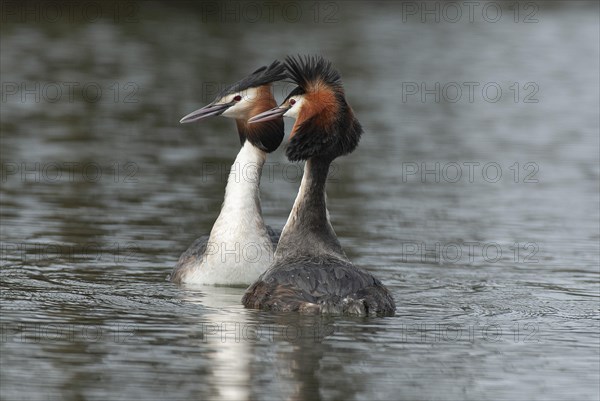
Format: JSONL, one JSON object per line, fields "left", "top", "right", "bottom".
{"left": 242, "top": 55, "right": 395, "bottom": 316}
{"left": 169, "top": 61, "right": 286, "bottom": 285}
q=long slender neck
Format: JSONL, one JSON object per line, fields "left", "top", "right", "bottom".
{"left": 275, "top": 157, "right": 346, "bottom": 261}
{"left": 210, "top": 140, "right": 267, "bottom": 234}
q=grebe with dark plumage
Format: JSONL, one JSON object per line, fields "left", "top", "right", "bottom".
{"left": 242, "top": 56, "right": 395, "bottom": 316}
{"left": 169, "top": 61, "right": 286, "bottom": 285}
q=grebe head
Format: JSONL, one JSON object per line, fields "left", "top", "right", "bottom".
{"left": 180, "top": 61, "right": 286, "bottom": 153}
{"left": 249, "top": 55, "right": 363, "bottom": 161}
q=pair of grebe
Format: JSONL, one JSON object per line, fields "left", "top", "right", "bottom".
{"left": 169, "top": 56, "right": 395, "bottom": 316}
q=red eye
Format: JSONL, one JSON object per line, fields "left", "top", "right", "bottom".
{"left": 289, "top": 99, "right": 296, "bottom": 105}
{"left": 233, "top": 95, "right": 242, "bottom": 101}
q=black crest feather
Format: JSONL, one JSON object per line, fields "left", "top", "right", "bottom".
{"left": 284, "top": 55, "right": 343, "bottom": 92}
{"left": 217, "top": 60, "right": 287, "bottom": 99}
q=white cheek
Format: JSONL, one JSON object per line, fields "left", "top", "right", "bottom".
{"left": 244, "top": 87, "right": 260, "bottom": 101}
{"left": 222, "top": 99, "right": 251, "bottom": 118}
{"left": 283, "top": 100, "right": 303, "bottom": 119}
{"left": 220, "top": 88, "right": 259, "bottom": 118}
{"left": 283, "top": 108, "right": 296, "bottom": 118}
{"left": 221, "top": 106, "right": 238, "bottom": 118}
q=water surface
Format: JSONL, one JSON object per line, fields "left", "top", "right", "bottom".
{"left": 1, "top": 2, "right": 599, "bottom": 400}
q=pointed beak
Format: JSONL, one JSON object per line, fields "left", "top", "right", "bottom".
{"left": 180, "top": 102, "right": 234, "bottom": 123}
{"left": 248, "top": 105, "right": 290, "bottom": 124}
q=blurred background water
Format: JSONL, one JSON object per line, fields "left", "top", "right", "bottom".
{"left": 1, "top": 1, "right": 599, "bottom": 400}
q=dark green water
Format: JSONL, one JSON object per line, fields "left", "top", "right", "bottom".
{"left": 1, "top": 1, "right": 599, "bottom": 400}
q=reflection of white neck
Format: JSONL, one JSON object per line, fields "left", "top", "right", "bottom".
{"left": 178, "top": 287, "right": 252, "bottom": 401}
{"left": 189, "top": 140, "right": 273, "bottom": 285}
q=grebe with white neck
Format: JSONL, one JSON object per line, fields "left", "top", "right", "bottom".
{"left": 169, "top": 61, "right": 286, "bottom": 285}
{"left": 242, "top": 55, "right": 395, "bottom": 316}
